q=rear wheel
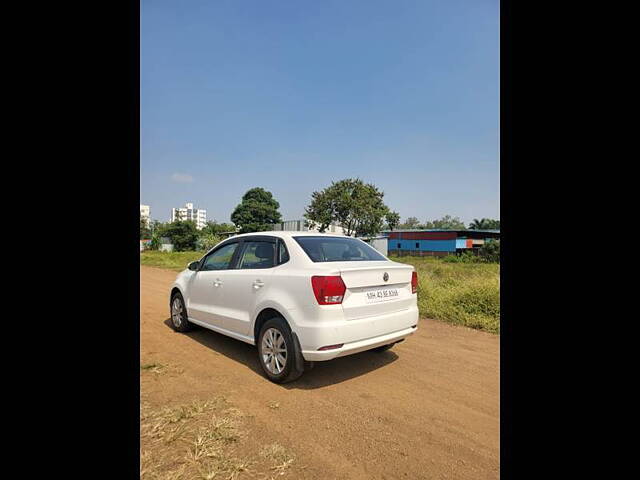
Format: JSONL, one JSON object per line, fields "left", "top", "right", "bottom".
{"left": 258, "top": 317, "right": 304, "bottom": 384}
{"left": 170, "top": 293, "right": 193, "bottom": 332}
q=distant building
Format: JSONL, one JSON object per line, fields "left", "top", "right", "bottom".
{"left": 140, "top": 204, "right": 150, "bottom": 227}
{"left": 272, "top": 219, "right": 345, "bottom": 235}
{"left": 171, "top": 202, "right": 207, "bottom": 230}
{"left": 382, "top": 229, "right": 500, "bottom": 256}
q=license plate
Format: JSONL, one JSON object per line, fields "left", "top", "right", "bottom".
{"left": 364, "top": 288, "right": 400, "bottom": 303}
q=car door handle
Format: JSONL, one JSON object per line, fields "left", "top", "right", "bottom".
{"left": 253, "top": 280, "right": 264, "bottom": 289}
{"left": 213, "top": 278, "right": 223, "bottom": 287}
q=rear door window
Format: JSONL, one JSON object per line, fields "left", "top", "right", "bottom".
{"left": 238, "top": 241, "right": 275, "bottom": 269}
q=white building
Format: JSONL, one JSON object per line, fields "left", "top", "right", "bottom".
{"left": 140, "top": 204, "right": 150, "bottom": 227}
{"left": 272, "top": 219, "right": 345, "bottom": 235}
{"left": 171, "top": 202, "right": 207, "bottom": 230}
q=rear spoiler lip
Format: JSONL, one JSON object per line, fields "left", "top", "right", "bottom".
{"left": 337, "top": 265, "right": 413, "bottom": 273}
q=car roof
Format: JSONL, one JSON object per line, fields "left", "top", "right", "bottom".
{"left": 229, "top": 231, "right": 349, "bottom": 240}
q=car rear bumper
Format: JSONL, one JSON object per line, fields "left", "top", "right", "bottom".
{"left": 301, "top": 325, "right": 417, "bottom": 361}
{"left": 296, "top": 305, "right": 419, "bottom": 361}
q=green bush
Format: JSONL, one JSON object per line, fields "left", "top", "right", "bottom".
{"left": 157, "top": 221, "right": 198, "bottom": 252}
{"left": 479, "top": 239, "right": 500, "bottom": 263}
{"left": 196, "top": 233, "right": 223, "bottom": 252}
{"left": 442, "top": 251, "right": 483, "bottom": 263}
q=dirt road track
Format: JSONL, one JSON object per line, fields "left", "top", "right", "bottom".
{"left": 141, "top": 265, "right": 499, "bottom": 479}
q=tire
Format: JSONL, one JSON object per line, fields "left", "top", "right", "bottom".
{"left": 170, "top": 292, "right": 193, "bottom": 332}
{"left": 257, "top": 317, "right": 304, "bottom": 384}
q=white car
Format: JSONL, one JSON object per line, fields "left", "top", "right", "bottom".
{"left": 169, "top": 231, "right": 419, "bottom": 383}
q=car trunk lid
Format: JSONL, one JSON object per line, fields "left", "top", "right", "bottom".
{"left": 330, "top": 262, "right": 414, "bottom": 320}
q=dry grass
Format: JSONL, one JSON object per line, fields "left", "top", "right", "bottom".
{"left": 260, "top": 443, "right": 295, "bottom": 476}
{"left": 141, "top": 362, "right": 185, "bottom": 377}
{"left": 141, "top": 398, "right": 296, "bottom": 480}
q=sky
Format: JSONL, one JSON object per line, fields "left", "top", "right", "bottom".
{"left": 141, "top": 0, "right": 499, "bottom": 225}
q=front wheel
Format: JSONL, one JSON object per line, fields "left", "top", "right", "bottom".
{"left": 258, "top": 317, "right": 304, "bottom": 384}
{"left": 170, "top": 293, "right": 193, "bottom": 332}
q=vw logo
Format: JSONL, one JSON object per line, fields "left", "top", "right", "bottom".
{"left": 383, "top": 272, "right": 389, "bottom": 282}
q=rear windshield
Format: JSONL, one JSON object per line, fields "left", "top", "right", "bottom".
{"left": 293, "top": 236, "right": 387, "bottom": 262}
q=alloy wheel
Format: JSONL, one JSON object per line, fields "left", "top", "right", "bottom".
{"left": 261, "top": 327, "right": 287, "bottom": 375}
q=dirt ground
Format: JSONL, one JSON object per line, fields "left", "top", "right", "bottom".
{"left": 140, "top": 265, "right": 499, "bottom": 480}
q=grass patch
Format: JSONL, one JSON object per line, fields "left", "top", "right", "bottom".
{"left": 140, "top": 398, "right": 298, "bottom": 480}
{"left": 390, "top": 255, "right": 500, "bottom": 334}
{"left": 140, "top": 398, "right": 250, "bottom": 479}
{"left": 140, "top": 250, "right": 205, "bottom": 272}
{"left": 260, "top": 443, "right": 295, "bottom": 474}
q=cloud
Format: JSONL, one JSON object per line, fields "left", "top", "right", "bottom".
{"left": 171, "top": 173, "right": 194, "bottom": 183}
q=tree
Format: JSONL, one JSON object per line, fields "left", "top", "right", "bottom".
{"left": 158, "top": 220, "right": 198, "bottom": 251}
{"left": 479, "top": 239, "right": 500, "bottom": 262}
{"left": 197, "top": 233, "right": 223, "bottom": 252}
{"left": 140, "top": 217, "right": 151, "bottom": 239}
{"left": 304, "top": 178, "right": 393, "bottom": 237}
{"left": 469, "top": 218, "right": 500, "bottom": 230}
{"left": 423, "top": 215, "right": 466, "bottom": 230}
{"left": 200, "top": 221, "right": 236, "bottom": 236}
{"left": 230, "top": 187, "right": 282, "bottom": 233}
{"left": 385, "top": 211, "right": 401, "bottom": 231}
{"left": 398, "top": 216, "right": 420, "bottom": 229}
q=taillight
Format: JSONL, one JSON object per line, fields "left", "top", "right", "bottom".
{"left": 311, "top": 275, "right": 346, "bottom": 305}
{"left": 411, "top": 271, "right": 418, "bottom": 294}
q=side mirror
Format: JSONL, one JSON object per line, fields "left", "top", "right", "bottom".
{"left": 187, "top": 261, "right": 200, "bottom": 271}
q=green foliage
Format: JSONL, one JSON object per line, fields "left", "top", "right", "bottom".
{"left": 200, "top": 221, "right": 236, "bottom": 236}
{"left": 479, "top": 239, "right": 500, "bottom": 262}
{"left": 149, "top": 235, "right": 160, "bottom": 251}
{"left": 140, "top": 250, "right": 205, "bottom": 271}
{"left": 390, "top": 256, "right": 500, "bottom": 334}
{"left": 468, "top": 218, "right": 500, "bottom": 230}
{"left": 304, "top": 178, "right": 393, "bottom": 237}
{"left": 385, "top": 211, "right": 401, "bottom": 231}
{"left": 398, "top": 216, "right": 420, "bottom": 229}
{"left": 442, "top": 251, "right": 484, "bottom": 263}
{"left": 157, "top": 220, "right": 199, "bottom": 252}
{"left": 197, "top": 233, "right": 223, "bottom": 252}
{"left": 423, "top": 215, "right": 466, "bottom": 230}
{"left": 230, "top": 187, "right": 282, "bottom": 233}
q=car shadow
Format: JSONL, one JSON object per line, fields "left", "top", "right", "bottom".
{"left": 163, "top": 319, "right": 399, "bottom": 389}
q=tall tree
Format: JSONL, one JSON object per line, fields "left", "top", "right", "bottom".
{"left": 423, "top": 215, "right": 466, "bottom": 230}
{"left": 304, "top": 178, "right": 393, "bottom": 237}
{"left": 399, "top": 216, "right": 420, "bottom": 229}
{"left": 385, "top": 211, "right": 401, "bottom": 231}
{"left": 230, "top": 187, "right": 282, "bottom": 233}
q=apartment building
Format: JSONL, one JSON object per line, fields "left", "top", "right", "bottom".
{"left": 171, "top": 202, "right": 207, "bottom": 230}
{"left": 140, "top": 204, "right": 150, "bottom": 227}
